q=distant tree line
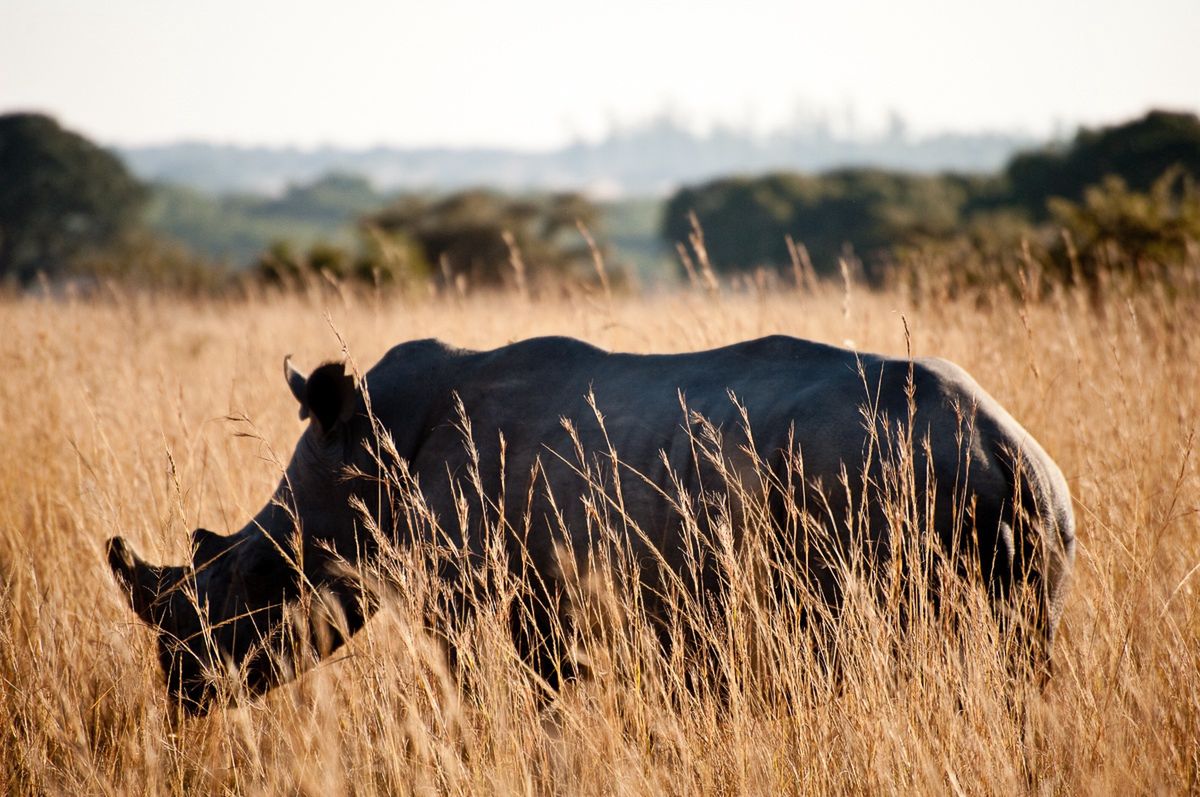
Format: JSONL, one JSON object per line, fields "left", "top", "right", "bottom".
{"left": 662, "top": 110, "right": 1200, "bottom": 283}
{"left": 4, "top": 109, "right": 1199, "bottom": 292}
{"left": 256, "top": 190, "right": 604, "bottom": 289}
{"left": 145, "top": 173, "right": 385, "bottom": 265}
{"left": 119, "top": 113, "right": 1036, "bottom": 196}
{"left": 0, "top": 111, "right": 608, "bottom": 291}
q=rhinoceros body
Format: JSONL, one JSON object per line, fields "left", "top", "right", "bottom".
{"left": 107, "top": 335, "right": 1075, "bottom": 713}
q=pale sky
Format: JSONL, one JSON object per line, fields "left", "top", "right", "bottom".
{"left": 1, "top": 0, "right": 1197, "bottom": 149}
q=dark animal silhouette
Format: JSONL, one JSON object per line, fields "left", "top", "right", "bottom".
{"left": 107, "top": 335, "right": 1075, "bottom": 714}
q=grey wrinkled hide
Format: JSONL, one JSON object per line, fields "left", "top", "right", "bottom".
{"left": 107, "top": 335, "right": 1075, "bottom": 714}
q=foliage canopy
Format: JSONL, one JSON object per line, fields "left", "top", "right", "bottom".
{"left": 365, "top": 190, "right": 600, "bottom": 286}
{"left": 1005, "top": 110, "right": 1200, "bottom": 219}
{"left": 663, "top": 169, "right": 983, "bottom": 275}
{"left": 0, "top": 113, "right": 146, "bottom": 284}
{"left": 661, "top": 110, "right": 1200, "bottom": 281}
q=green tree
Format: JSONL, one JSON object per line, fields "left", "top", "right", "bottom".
{"left": 662, "top": 169, "right": 971, "bottom": 275}
{"left": 1004, "top": 110, "right": 1200, "bottom": 219}
{"left": 0, "top": 113, "right": 146, "bottom": 284}
{"left": 365, "top": 190, "right": 600, "bottom": 286}
{"left": 1048, "top": 168, "right": 1200, "bottom": 281}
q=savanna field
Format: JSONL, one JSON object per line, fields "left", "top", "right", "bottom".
{"left": 1, "top": 261, "right": 1199, "bottom": 795}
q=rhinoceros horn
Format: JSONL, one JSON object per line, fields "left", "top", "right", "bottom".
{"left": 106, "top": 536, "right": 186, "bottom": 626}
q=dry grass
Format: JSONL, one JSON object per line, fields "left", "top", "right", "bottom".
{"left": 1, "top": 268, "right": 1198, "bottom": 795}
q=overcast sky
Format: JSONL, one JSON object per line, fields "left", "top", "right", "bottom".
{"left": 2, "top": 0, "right": 1197, "bottom": 149}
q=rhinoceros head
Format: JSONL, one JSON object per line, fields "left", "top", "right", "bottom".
{"left": 107, "top": 358, "right": 369, "bottom": 715}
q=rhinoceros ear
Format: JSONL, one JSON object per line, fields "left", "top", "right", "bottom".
{"left": 284, "top": 355, "right": 311, "bottom": 421}
{"left": 304, "top": 361, "right": 357, "bottom": 435}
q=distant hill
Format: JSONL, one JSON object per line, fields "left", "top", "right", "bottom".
{"left": 119, "top": 119, "right": 1038, "bottom": 197}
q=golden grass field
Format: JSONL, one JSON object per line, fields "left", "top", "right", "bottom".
{"left": 1, "top": 268, "right": 1198, "bottom": 795}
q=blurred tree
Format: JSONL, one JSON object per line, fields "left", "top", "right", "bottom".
{"left": 145, "top": 183, "right": 281, "bottom": 264}
{"left": 661, "top": 110, "right": 1200, "bottom": 282}
{"left": 144, "top": 175, "right": 381, "bottom": 265}
{"left": 254, "top": 232, "right": 430, "bottom": 289}
{"left": 70, "top": 229, "right": 229, "bottom": 293}
{"left": 662, "top": 169, "right": 972, "bottom": 275}
{"left": 365, "top": 189, "right": 600, "bottom": 286}
{"left": 1005, "top": 110, "right": 1200, "bottom": 219}
{"left": 0, "top": 113, "right": 146, "bottom": 284}
{"left": 253, "top": 172, "right": 382, "bottom": 223}
{"left": 1048, "top": 168, "right": 1200, "bottom": 281}
{"left": 255, "top": 240, "right": 311, "bottom": 286}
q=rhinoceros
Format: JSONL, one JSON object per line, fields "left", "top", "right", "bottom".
{"left": 107, "top": 335, "right": 1074, "bottom": 714}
